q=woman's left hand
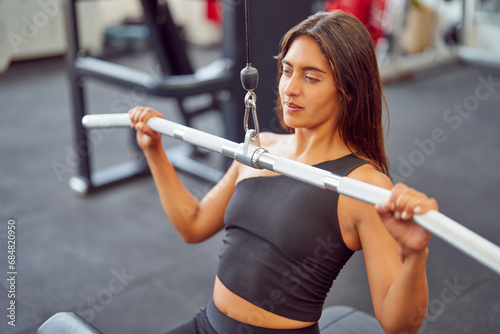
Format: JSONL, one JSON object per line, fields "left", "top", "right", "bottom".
{"left": 375, "top": 183, "right": 437, "bottom": 259}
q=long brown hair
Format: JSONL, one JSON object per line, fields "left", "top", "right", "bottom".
{"left": 275, "top": 11, "right": 390, "bottom": 177}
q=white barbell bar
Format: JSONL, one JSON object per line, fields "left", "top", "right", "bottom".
{"left": 82, "top": 113, "right": 500, "bottom": 275}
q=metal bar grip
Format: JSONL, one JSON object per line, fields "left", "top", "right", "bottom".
{"left": 413, "top": 211, "right": 500, "bottom": 276}
{"left": 82, "top": 114, "right": 241, "bottom": 157}
{"left": 82, "top": 113, "right": 131, "bottom": 128}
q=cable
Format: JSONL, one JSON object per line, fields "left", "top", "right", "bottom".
{"left": 240, "top": 0, "right": 259, "bottom": 140}
{"left": 244, "top": 0, "right": 251, "bottom": 65}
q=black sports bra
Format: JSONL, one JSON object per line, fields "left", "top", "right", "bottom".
{"left": 216, "top": 154, "right": 369, "bottom": 322}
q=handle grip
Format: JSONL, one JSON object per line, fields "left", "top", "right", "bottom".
{"left": 82, "top": 114, "right": 131, "bottom": 128}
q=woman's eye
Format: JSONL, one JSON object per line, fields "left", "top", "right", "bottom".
{"left": 305, "top": 76, "right": 320, "bottom": 83}
{"left": 282, "top": 69, "right": 292, "bottom": 76}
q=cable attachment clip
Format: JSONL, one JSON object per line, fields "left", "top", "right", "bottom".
{"left": 235, "top": 129, "right": 267, "bottom": 169}
{"left": 241, "top": 64, "right": 260, "bottom": 142}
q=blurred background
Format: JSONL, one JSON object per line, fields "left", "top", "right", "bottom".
{"left": 0, "top": 0, "right": 499, "bottom": 333}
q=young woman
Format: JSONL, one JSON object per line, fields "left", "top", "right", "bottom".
{"left": 129, "top": 11, "right": 437, "bottom": 334}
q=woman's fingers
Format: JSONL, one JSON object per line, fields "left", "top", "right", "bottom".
{"left": 413, "top": 197, "right": 439, "bottom": 215}
{"left": 136, "top": 121, "right": 159, "bottom": 138}
{"left": 374, "top": 200, "right": 394, "bottom": 219}
{"left": 376, "top": 183, "right": 436, "bottom": 254}
{"left": 128, "top": 106, "right": 163, "bottom": 129}
{"left": 128, "top": 106, "right": 164, "bottom": 150}
{"left": 128, "top": 106, "right": 142, "bottom": 126}
{"left": 398, "top": 191, "right": 425, "bottom": 220}
{"left": 389, "top": 183, "right": 431, "bottom": 221}
{"left": 377, "top": 183, "right": 439, "bottom": 223}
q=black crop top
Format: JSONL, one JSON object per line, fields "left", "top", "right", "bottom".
{"left": 216, "top": 154, "right": 369, "bottom": 322}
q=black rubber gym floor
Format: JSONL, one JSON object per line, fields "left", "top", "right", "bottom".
{"left": 1, "top": 49, "right": 499, "bottom": 333}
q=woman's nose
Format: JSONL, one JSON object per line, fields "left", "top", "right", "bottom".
{"left": 283, "top": 74, "right": 301, "bottom": 97}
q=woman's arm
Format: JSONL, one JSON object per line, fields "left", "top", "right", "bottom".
{"left": 129, "top": 106, "right": 239, "bottom": 243}
{"left": 341, "top": 167, "right": 436, "bottom": 334}
{"left": 372, "top": 182, "right": 436, "bottom": 334}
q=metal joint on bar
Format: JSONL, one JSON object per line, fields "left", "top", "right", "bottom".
{"left": 251, "top": 147, "right": 268, "bottom": 169}
{"left": 323, "top": 175, "right": 342, "bottom": 192}
{"left": 233, "top": 130, "right": 268, "bottom": 169}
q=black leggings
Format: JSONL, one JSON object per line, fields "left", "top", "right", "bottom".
{"left": 165, "top": 299, "right": 320, "bottom": 334}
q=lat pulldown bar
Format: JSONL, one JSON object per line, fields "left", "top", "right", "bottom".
{"left": 82, "top": 113, "right": 500, "bottom": 276}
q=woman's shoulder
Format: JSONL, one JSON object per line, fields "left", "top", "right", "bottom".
{"left": 347, "top": 161, "right": 393, "bottom": 191}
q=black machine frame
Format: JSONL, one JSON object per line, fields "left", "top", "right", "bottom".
{"left": 65, "top": 0, "right": 233, "bottom": 194}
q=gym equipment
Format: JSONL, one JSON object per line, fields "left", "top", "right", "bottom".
{"left": 37, "top": 312, "right": 101, "bottom": 334}
{"left": 82, "top": 112, "right": 500, "bottom": 277}
{"left": 37, "top": 306, "right": 384, "bottom": 334}
{"left": 66, "top": 0, "right": 233, "bottom": 194}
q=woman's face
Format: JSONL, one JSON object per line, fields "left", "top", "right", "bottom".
{"left": 279, "top": 36, "right": 342, "bottom": 131}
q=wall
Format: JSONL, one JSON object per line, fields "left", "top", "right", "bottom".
{"left": 0, "top": 0, "right": 143, "bottom": 74}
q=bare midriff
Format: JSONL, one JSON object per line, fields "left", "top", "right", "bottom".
{"left": 212, "top": 276, "right": 316, "bottom": 329}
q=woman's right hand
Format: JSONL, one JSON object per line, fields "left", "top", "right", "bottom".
{"left": 129, "top": 106, "right": 164, "bottom": 151}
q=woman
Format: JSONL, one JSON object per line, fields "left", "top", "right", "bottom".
{"left": 129, "top": 11, "right": 437, "bottom": 334}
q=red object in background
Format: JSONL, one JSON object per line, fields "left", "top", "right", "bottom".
{"left": 207, "top": 0, "right": 222, "bottom": 24}
{"left": 325, "top": 0, "right": 385, "bottom": 43}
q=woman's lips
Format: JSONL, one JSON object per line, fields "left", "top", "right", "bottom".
{"left": 284, "top": 102, "right": 303, "bottom": 113}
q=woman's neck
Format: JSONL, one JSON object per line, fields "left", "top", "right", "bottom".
{"left": 291, "top": 126, "right": 351, "bottom": 163}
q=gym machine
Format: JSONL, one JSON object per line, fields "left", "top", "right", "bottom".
{"left": 66, "top": 0, "right": 320, "bottom": 195}
{"left": 66, "top": 0, "right": 232, "bottom": 194}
